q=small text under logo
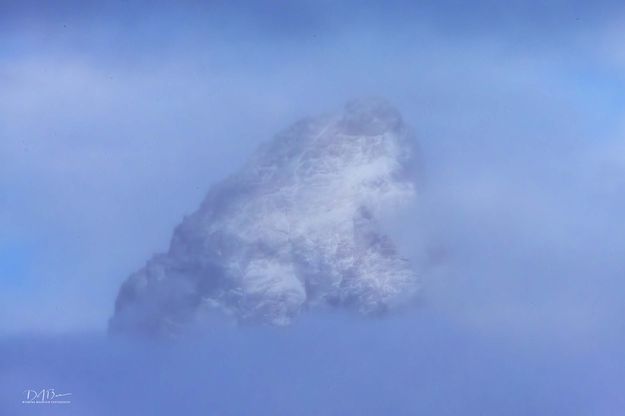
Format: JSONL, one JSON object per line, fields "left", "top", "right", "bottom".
{"left": 22, "top": 389, "right": 72, "bottom": 405}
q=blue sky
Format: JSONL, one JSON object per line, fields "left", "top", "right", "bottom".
{"left": 2, "top": 1, "right": 625, "bottom": 413}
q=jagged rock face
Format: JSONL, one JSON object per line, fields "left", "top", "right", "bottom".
{"left": 109, "top": 99, "right": 421, "bottom": 336}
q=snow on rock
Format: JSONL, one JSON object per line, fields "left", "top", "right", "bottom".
{"left": 109, "top": 98, "right": 422, "bottom": 336}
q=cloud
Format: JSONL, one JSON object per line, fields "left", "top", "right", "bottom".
{"left": 0, "top": 0, "right": 624, "bottom": 375}
{"left": 3, "top": 313, "right": 624, "bottom": 416}
{"left": 3, "top": 2, "right": 625, "bottom": 414}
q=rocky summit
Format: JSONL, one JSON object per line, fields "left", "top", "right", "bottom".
{"left": 109, "top": 98, "right": 422, "bottom": 336}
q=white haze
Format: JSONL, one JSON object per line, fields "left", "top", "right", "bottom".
{"left": 2, "top": 1, "right": 625, "bottom": 414}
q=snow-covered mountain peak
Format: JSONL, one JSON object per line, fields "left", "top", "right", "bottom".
{"left": 109, "top": 99, "right": 422, "bottom": 337}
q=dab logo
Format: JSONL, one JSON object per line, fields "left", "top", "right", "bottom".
{"left": 22, "top": 388, "right": 72, "bottom": 405}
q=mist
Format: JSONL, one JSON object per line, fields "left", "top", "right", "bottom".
{"left": 2, "top": 1, "right": 625, "bottom": 414}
